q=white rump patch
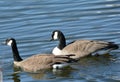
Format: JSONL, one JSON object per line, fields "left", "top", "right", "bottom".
{"left": 7, "top": 40, "right": 13, "bottom": 46}
{"left": 53, "top": 32, "right": 58, "bottom": 40}
{"left": 52, "top": 47, "right": 62, "bottom": 55}
{"left": 92, "top": 49, "right": 111, "bottom": 56}
{"left": 53, "top": 63, "right": 69, "bottom": 69}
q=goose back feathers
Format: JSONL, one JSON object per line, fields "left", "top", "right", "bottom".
{"left": 14, "top": 54, "right": 75, "bottom": 72}
{"left": 51, "top": 30, "right": 119, "bottom": 59}
{"left": 4, "top": 38, "right": 76, "bottom": 72}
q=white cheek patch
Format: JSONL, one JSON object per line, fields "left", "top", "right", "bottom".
{"left": 7, "top": 40, "right": 13, "bottom": 46}
{"left": 53, "top": 32, "right": 58, "bottom": 40}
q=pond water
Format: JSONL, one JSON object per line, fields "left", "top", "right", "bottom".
{"left": 0, "top": 0, "right": 120, "bottom": 82}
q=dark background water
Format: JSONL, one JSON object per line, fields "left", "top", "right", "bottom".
{"left": 0, "top": 0, "right": 120, "bottom": 82}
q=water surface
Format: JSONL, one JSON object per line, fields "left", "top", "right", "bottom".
{"left": 0, "top": 0, "right": 120, "bottom": 82}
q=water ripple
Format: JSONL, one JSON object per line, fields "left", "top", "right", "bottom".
{"left": 0, "top": 0, "right": 120, "bottom": 82}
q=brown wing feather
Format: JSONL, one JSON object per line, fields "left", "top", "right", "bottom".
{"left": 16, "top": 54, "right": 75, "bottom": 72}
{"left": 20, "top": 54, "right": 54, "bottom": 72}
{"left": 62, "top": 40, "right": 111, "bottom": 58}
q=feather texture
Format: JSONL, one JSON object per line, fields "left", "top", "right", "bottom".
{"left": 4, "top": 38, "right": 76, "bottom": 72}
{"left": 51, "top": 30, "right": 119, "bottom": 59}
{"left": 14, "top": 54, "right": 74, "bottom": 72}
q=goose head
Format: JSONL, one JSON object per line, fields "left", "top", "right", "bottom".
{"left": 5, "top": 38, "right": 16, "bottom": 46}
{"left": 4, "top": 38, "right": 23, "bottom": 62}
{"left": 51, "top": 30, "right": 65, "bottom": 41}
{"left": 51, "top": 30, "right": 67, "bottom": 53}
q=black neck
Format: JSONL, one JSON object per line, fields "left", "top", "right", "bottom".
{"left": 58, "top": 33, "right": 66, "bottom": 50}
{"left": 11, "top": 42, "right": 22, "bottom": 62}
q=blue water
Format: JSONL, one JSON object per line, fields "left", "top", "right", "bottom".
{"left": 0, "top": 0, "right": 120, "bottom": 82}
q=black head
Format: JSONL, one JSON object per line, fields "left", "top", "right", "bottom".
{"left": 51, "top": 30, "right": 64, "bottom": 41}
{"left": 51, "top": 30, "right": 66, "bottom": 49}
{"left": 5, "top": 38, "right": 16, "bottom": 46}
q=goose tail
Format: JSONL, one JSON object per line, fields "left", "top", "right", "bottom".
{"left": 107, "top": 42, "right": 119, "bottom": 50}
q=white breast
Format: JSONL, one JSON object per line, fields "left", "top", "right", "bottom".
{"left": 52, "top": 47, "right": 62, "bottom": 55}
{"left": 14, "top": 61, "right": 21, "bottom": 67}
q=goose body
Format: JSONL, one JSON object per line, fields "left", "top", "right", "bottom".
{"left": 51, "top": 30, "right": 119, "bottom": 59}
{"left": 4, "top": 38, "right": 76, "bottom": 72}
{"left": 14, "top": 54, "right": 72, "bottom": 72}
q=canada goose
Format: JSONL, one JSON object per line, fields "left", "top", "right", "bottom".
{"left": 3, "top": 38, "right": 76, "bottom": 72}
{"left": 51, "top": 30, "right": 119, "bottom": 59}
